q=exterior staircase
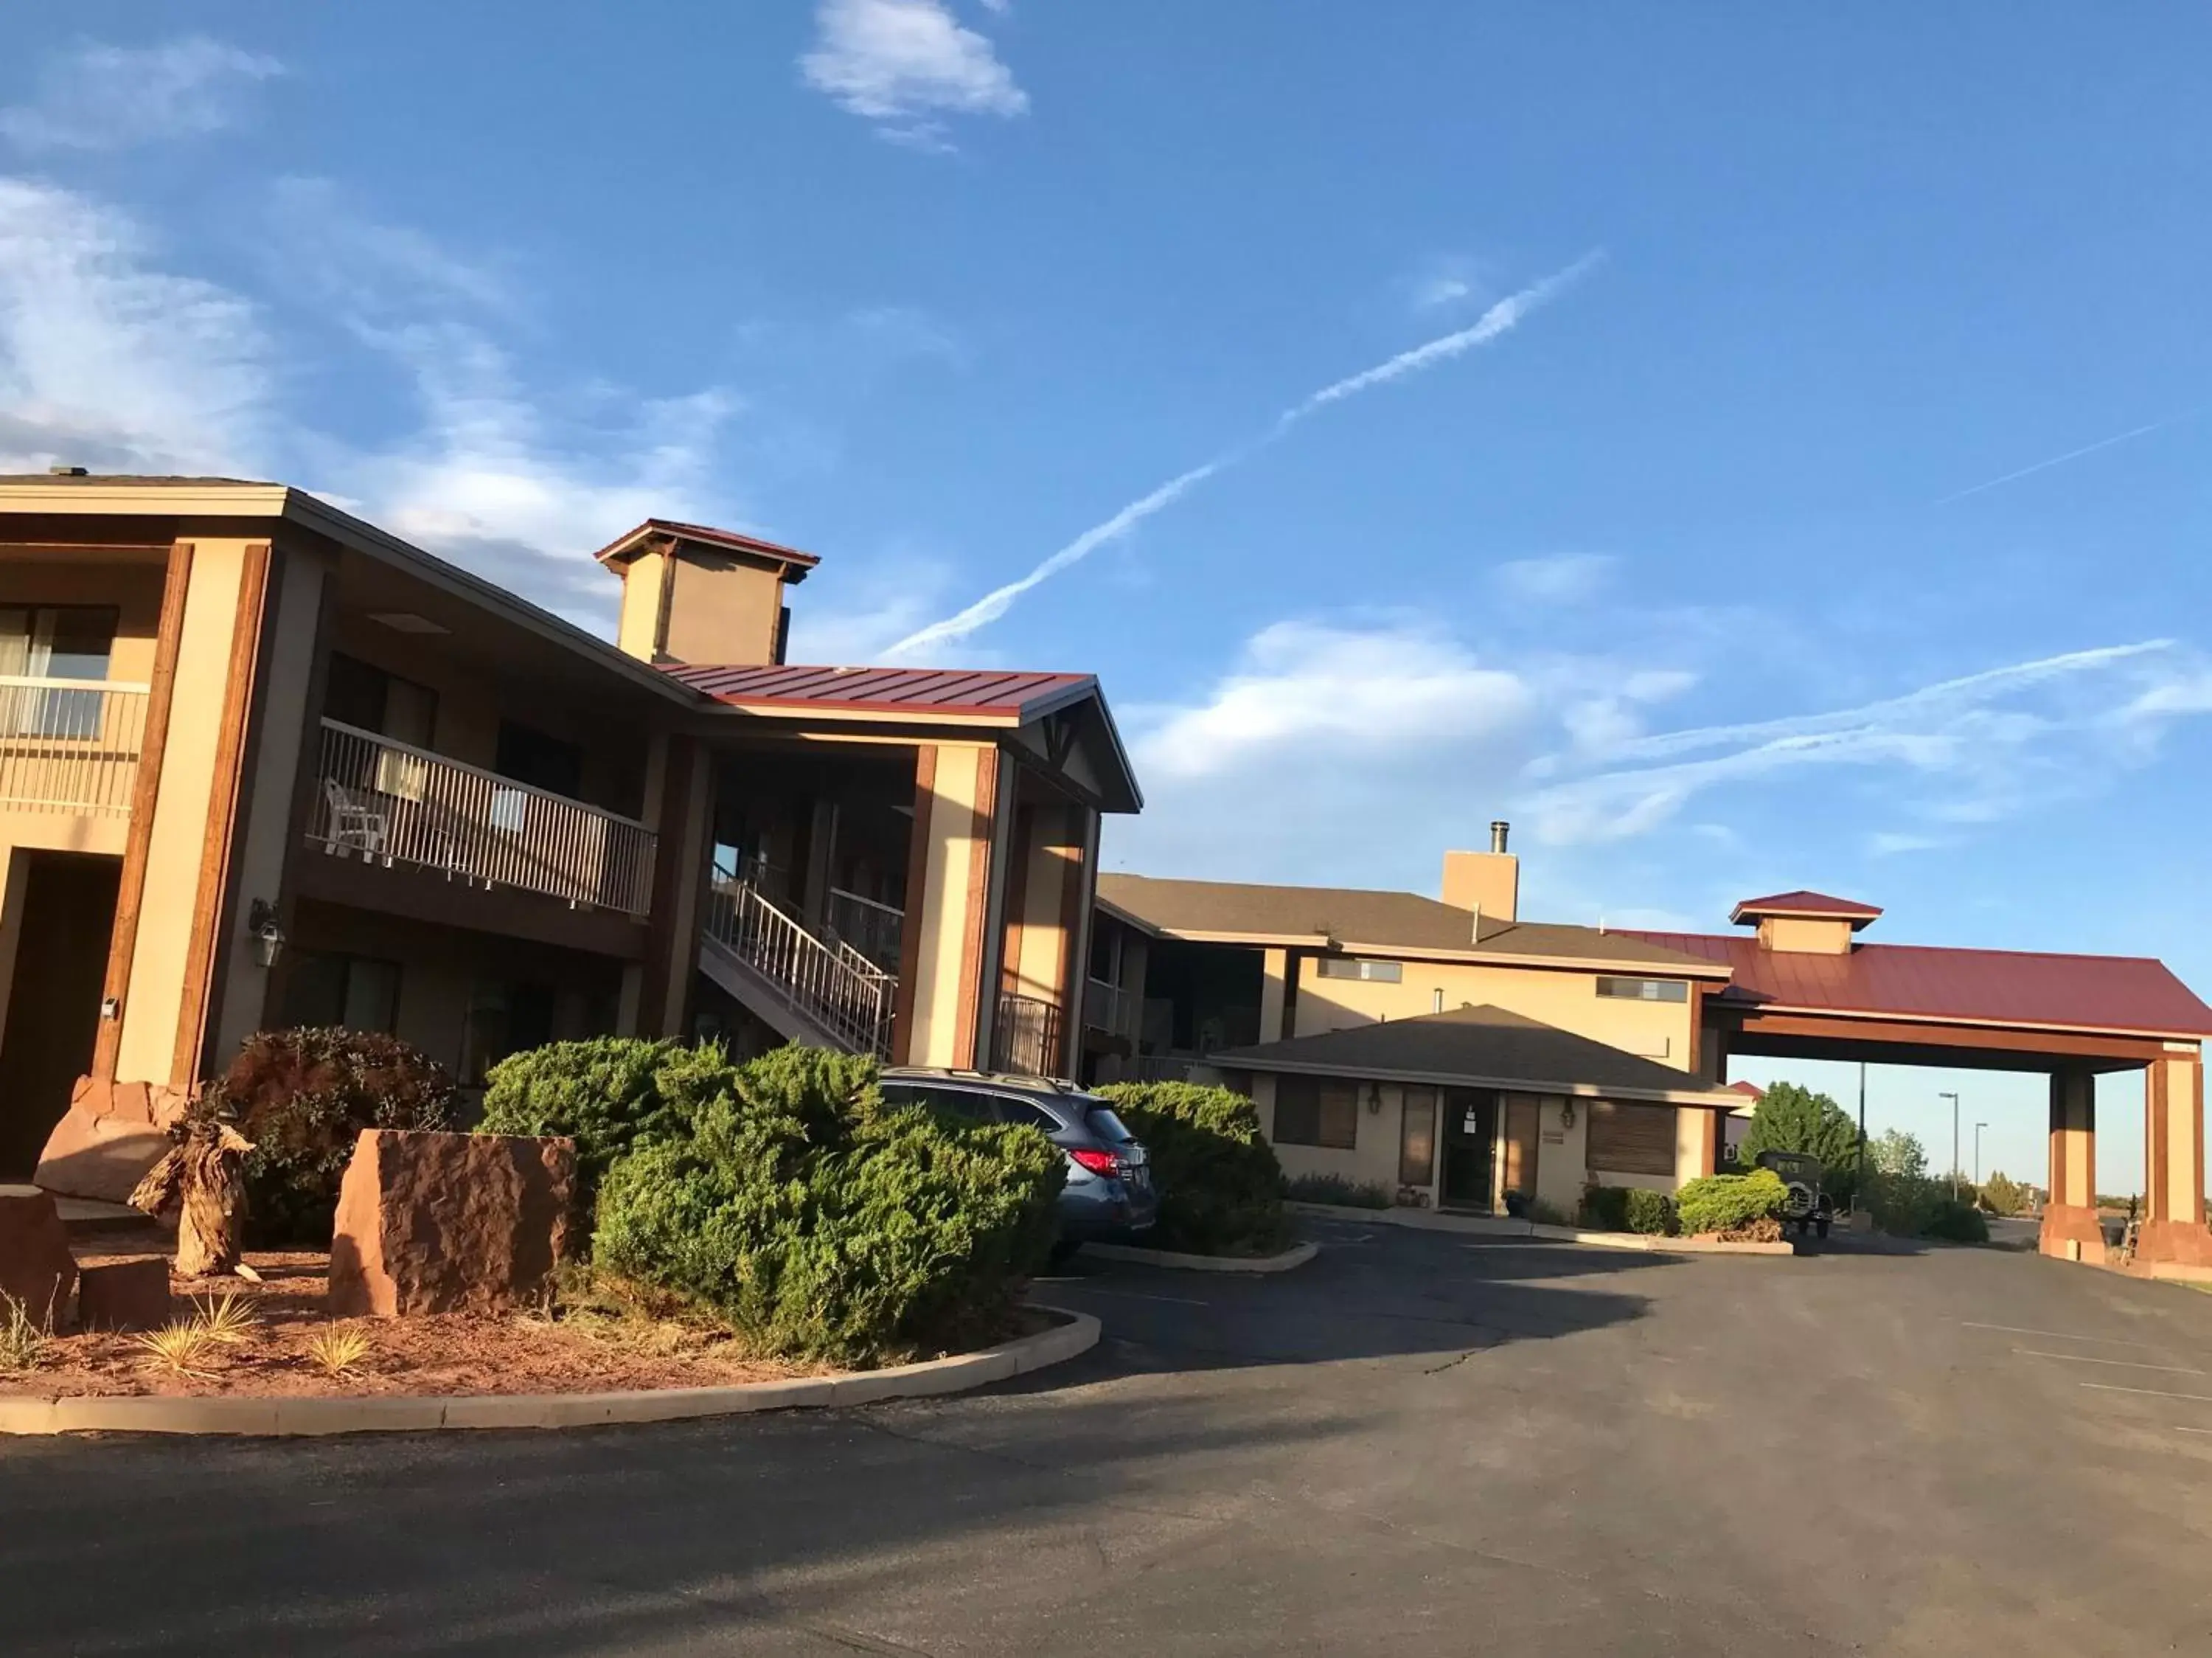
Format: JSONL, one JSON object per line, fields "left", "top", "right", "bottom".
{"left": 698, "top": 879, "right": 896, "bottom": 1058}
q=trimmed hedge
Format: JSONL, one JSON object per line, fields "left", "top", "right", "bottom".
{"left": 1096, "top": 1081, "right": 1290, "bottom": 1255}
{"left": 593, "top": 1046, "right": 1064, "bottom": 1365}
{"left": 477, "top": 1038, "right": 740, "bottom": 1214}
{"left": 1674, "top": 1168, "right": 1787, "bottom": 1238}
{"left": 1921, "top": 1198, "right": 1990, "bottom": 1244}
{"left": 210, "top": 1028, "right": 454, "bottom": 1246}
{"left": 1624, "top": 1188, "right": 1675, "bottom": 1236}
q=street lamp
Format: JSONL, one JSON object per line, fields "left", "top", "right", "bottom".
{"left": 1975, "top": 1122, "right": 1989, "bottom": 1187}
{"left": 1939, "top": 1092, "right": 1961, "bottom": 1198}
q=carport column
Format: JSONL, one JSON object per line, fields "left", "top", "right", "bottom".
{"left": 2039, "top": 1067, "right": 2106, "bottom": 1265}
{"left": 892, "top": 743, "right": 1002, "bottom": 1069}
{"left": 2137, "top": 1046, "right": 2212, "bottom": 1268}
{"left": 1259, "top": 948, "right": 1293, "bottom": 1043}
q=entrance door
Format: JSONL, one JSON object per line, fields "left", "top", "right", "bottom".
{"left": 1439, "top": 1087, "right": 1498, "bottom": 1210}
{"left": 0, "top": 851, "right": 121, "bottom": 1177}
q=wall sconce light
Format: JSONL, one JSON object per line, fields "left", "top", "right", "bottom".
{"left": 1366, "top": 1081, "right": 1384, "bottom": 1115}
{"left": 247, "top": 898, "right": 285, "bottom": 970}
{"left": 1559, "top": 1099, "right": 1577, "bottom": 1130}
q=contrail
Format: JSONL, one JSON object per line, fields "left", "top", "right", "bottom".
{"left": 885, "top": 252, "right": 1602, "bottom": 659}
{"left": 1935, "top": 416, "right": 2183, "bottom": 505}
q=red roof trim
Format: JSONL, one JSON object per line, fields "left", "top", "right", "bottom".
{"left": 1730, "top": 889, "right": 1883, "bottom": 928}
{"left": 590, "top": 518, "right": 821, "bottom": 572}
{"left": 658, "top": 662, "right": 1096, "bottom": 722}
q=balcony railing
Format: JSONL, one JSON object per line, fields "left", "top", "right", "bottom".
{"left": 1083, "top": 977, "right": 1135, "bottom": 1038}
{"left": 704, "top": 878, "right": 895, "bottom": 1057}
{"left": 308, "top": 719, "right": 657, "bottom": 916}
{"left": 993, "top": 992, "right": 1064, "bottom": 1078}
{"left": 827, "top": 885, "right": 905, "bottom": 974}
{"left": 0, "top": 677, "right": 149, "bottom": 816}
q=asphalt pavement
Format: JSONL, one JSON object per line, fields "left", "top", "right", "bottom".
{"left": 5, "top": 1217, "right": 2211, "bottom": 1655}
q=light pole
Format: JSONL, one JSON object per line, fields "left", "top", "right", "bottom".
{"left": 1975, "top": 1121, "right": 1989, "bottom": 1187}
{"left": 1939, "top": 1092, "right": 1961, "bottom": 1197}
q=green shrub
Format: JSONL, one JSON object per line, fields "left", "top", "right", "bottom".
{"left": 1624, "top": 1188, "right": 1676, "bottom": 1236}
{"left": 1980, "top": 1170, "right": 2026, "bottom": 1217}
{"left": 1282, "top": 1171, "right": 1393, "bottom": 1210}
{"left": 1738, "top": 1081, "right": 1864, "bottom": 1207}
{"left": 1528, "top": 1197, "right": 1573, "bottom": 1227}
{"left": 477, "top": 1037, "right": 740, "bottom": 1213}
{"left": 1095, "top": 1081, "right": 1290, "bottom": 1255}
{"left": 1580, "top": 1184, "right": 1630, "bottom": 1231}
{"left": 1921, "top": 1198, "right": 1990, "bottom": 1244}
{"left": 593, "top": 1046, "right": 1064, "bottom": 1366}
{"left": 211, "top": 1028, "right": 454, "bottom": 1245}
{"left": 1674, "top": 1169, "right": 1787, "bottom": 1238}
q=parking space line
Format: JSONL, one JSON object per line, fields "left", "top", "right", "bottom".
{"left": 1075, "top": 1287, "right": 1210, "bottom": 1307}
{"left": 2080, "top": 1382, "right": 2212, "bottom": 1404}
{"left": 1961, "top": 1322, "right": 2166, "bottom": 1349}
{"left": 2014, "top": 1349, "right": 2208, "bottom": 1374}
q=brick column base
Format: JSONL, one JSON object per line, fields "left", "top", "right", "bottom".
{"left": 2134, "top": 1218, "right": 2212, "bottom": 1268}
{"left": 2038, "top": 1204, "right": 2107, "bottom": 1266}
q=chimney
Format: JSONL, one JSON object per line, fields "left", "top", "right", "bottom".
{"left": 594, "top": 521, "right": 819, "bottom": 667}
{"left": 1442, "top": 824, "right": 1517, "bottom": 927}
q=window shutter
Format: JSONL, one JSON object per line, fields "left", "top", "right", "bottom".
{"left": 1587, "top": 1100, "right": 1675, "bottom": 1177}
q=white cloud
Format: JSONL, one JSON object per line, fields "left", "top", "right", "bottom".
{"left": 0, "top": 175, "right": 741, "bottom": 632}
{"left": 801, "top": 0, "right": 1026, "bottom": 146}
{"left": 0, "top": 178, "right": 271, "bottom": 474}
{"left": 1495, "top": 552, "right": 1615, "bottom": 606}
{"left": 1131, "top": 620, "right": 1534, "bottom": 783}
{"left": 1868, "top": 831, "right": 1945, "bottom": 856}
{"left": 0, "top": 38, "right": 281, "bottom": 151}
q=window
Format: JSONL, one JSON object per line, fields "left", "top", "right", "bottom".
{"left": 1273, "top": 1074, "right": 1359, "bottom": 1149}
{"left": 495, "top": 720, "right": 584, "bottom": 798}
{"left": 324, "top": 653, "right": 438, "bottom": 746}
{"left": 460, "top": 980, "right": 555, "bottom": 1086}
{"left": 995, "top": 1097, "right": 1062, "bottom": 1132}
{"left": 1316, "top": 957, "right": 1402, "bottom": 983}
{"left": 1586, "top": 1100, "right": 1677, "bottom": 1177}
{"left": 1399, "top": 1088, "right": 1437, "bottom": 1187}
{"left": 281, "top": 952, "right": 402, "bottom": 1034}
{"left": 1596, "top": 976, "right": 1688, "bottom": 1003}
{"left": 0, "top": 606, "right": 118, "bottom": 736}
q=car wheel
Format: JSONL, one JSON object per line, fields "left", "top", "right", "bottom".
{"left": 1815, "top": 1216, "right": 1831, "bottom": 1238}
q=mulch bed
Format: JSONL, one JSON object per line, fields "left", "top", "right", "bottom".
{"left": 1, "top": 1251, "right": 824, "bottom": 1400}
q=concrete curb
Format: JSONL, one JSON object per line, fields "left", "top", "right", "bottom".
{"left": 1082, "top": 1239, "right": 1319, "bottom": 1274}
{"left": 0, "top": 1307, "right": 1100, "bottom": 1438}
{"left": 1289, "top": 1201, "right": 1794, "bottom": 1257}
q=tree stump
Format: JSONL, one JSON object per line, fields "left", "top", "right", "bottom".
{"left": 130, "top": 1117, "right": 254, "bottom": 1277}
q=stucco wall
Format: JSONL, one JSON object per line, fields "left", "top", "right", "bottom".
{"left": 903, "top": 743, "right": 995, "bottom": 1068}
{"left": 1291, "top": 956, "right": 1695, "bottom": 1069}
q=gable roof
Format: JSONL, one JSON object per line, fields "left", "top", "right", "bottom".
{"left": 1730, "top": 890, "right": 1882, "bottom": 927}
{"left": 591, "top": 518, "right": 819, "bottom": 579}
{"left": 664, "top": 664, "right": 1099, "bottom": 723}
{"left": 1095, "top": 873, "right": 1728, "bottom": 974}
{"left": 1624, "top": 929, "right": 2212, "bottom": 1041}
{"left": 1211, "top": 1005, "right": 1745, "bottom": 1106}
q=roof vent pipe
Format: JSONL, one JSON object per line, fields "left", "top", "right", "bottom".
{"left": 1490, "top": 820, "right": 1510, "bottom": 854}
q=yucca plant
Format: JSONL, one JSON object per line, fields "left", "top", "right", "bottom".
{"left": 305, "top": 1325, "right": 375, "bottom": 1378}
{"left": 133, "top": 1319, "right": 223, "bottom": 1378}
{"left": 190, "top": 1290, "right": 260, "bottom": 1347}
{"left": 0, "top": 1291, "right": 49, "bottom": 1374}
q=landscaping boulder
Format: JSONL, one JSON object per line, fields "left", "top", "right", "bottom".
{"left": 327, "top": 1129, "right": 576, "bottom": 1318}
{"left": 34, "top": 1078, "right": 190, "bottom": 1203}
{"left": 76, "top": 1257, "right": 172, "bottom": 1332}
{"left": 0, "top": 1184, "right": 77, "bottom": 1327}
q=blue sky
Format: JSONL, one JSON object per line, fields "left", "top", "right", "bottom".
{"left": 5, "top": 4, "right": 2210, "bottom": 1188}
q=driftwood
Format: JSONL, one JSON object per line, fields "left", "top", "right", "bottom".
{"left": 129, "top": 1116, "right": 254, "bottom": 1277}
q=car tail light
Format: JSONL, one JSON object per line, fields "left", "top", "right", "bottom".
{"left": 1068, "top": 1148, "right": 1124, "bottom": 1179}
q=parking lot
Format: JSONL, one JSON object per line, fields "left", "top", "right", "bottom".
{"left": 4, "top": 1218, "right": 2211, "bottom": 1655}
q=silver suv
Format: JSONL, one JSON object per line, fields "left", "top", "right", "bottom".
{"left": 878, "top": 1069, "right": 1159, "bottom": 1250}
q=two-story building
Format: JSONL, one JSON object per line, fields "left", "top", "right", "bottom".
{"left": 0, "top": 474, "right": 1137, "bottom": 1202}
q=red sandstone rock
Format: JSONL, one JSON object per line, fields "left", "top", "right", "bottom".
{"left": 33, "top": 1076, "right": 189, "bottom": 1203}
{"left": 0, "top": 1184, "right": 77, "bottom": 1327}
{"left": 327, "top": 1130, "right": 576, "bottom": 1319}
{"left": 76, "top": 1257, "right": 173, "bottom": 1332}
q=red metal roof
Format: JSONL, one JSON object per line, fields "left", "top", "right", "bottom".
{"left": 1730, "top": 889, "right": 1883, "bottom": 926}
{"left": 1726, "top": 1080, "right": 1764, "bottom": 1099}
{"left": 1624, "top": 929, "right": 2212, "bottom": 1039}
{"left": 661, "top": 663, "right": 1096, "bottom": 721}
{"left": 591, "top": 518, "right": 821, "bottom": 574}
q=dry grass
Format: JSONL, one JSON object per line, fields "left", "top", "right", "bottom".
{"left": 0, "top": 1291, "right": 49, "bottom": 1374}
{"left": 133, "top": 1320, "right": 223, "bottom": 1378}
{"left": 305, "top": 1325, "right": 375, "bottom": 1378}
{"left": 191, "top": 1290, "right": 260, "bottom": 1347}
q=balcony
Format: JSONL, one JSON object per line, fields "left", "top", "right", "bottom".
{"left": 1083, "top": 977, "right": 1136, "bottom": 1039}
{"left": 307, "top": 719, "right": 657, "bottom": 916}
{"left": 0, "top": 677, "right": 149, "bottom": 816}
{"left": 993, "top": 992, "right": 1064, "bottom": 1078}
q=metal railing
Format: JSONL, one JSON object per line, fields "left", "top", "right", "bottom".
{"left": 704, "top": 878, "right": 896, "bottom": 1058}
{"left": 1083, "top": 977, "right": 1135, "bottom": 1038}
{"left": 0, "top": 677, "right": 149, "bottom": 816}
{"left": 827, "top": 885, "right": 905, "bottom": 973}
{"left": 1123, "top": 1053, "right": 1200, "bottom": 1083}
{"left": 993, "top": 992, "right": 1063, "bottom": 1078}
{"left": 307, "top": 719, "right": 657, "bottom": 915}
